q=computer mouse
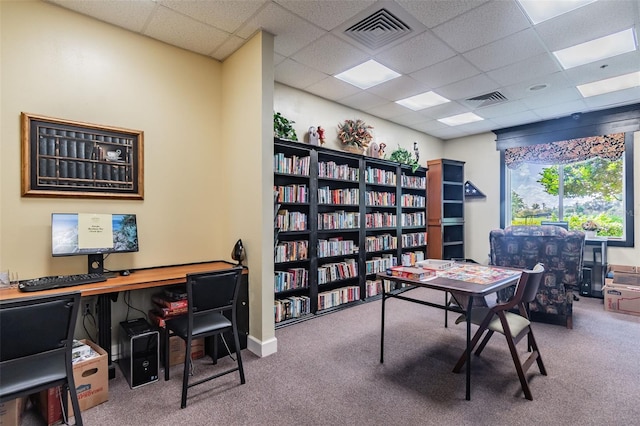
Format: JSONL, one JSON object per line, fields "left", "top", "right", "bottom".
{"left": 120, "top": 270, "right": 131, "bottom": 276}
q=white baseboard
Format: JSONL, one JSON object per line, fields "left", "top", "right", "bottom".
{"left": 246, "top": 335, "right": 277, "bottom": 357}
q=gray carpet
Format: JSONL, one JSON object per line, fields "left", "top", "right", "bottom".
{"left": 20, "top": 288, "right": 640, "bottom": 425}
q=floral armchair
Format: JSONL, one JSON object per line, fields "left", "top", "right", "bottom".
{"left": 489, "top": 225, "right": 586, "bottom": 329}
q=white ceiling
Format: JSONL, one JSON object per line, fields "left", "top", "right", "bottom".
{"left": 46, "top": 0, "right": 640, "bottom": 140}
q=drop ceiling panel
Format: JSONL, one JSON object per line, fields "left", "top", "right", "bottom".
{"left": 305, "top": 77, "right": 362, "bottom": 101}
{"left": 418, "top": 101, "right": 469, "bottom": 120}
{"left": 275, "top": 59, "right": 328, "bottom": 89}
{"left": 521, "top": 87, "right": 583, "bottom": 110}
{"left": 158, "top": 0, "right": 266, "bottom": 34}
{"left": 365, "top": 101, "right": 412, "bottom": 119}
{"left": 410, "top": 56, "right": 481, "bottom": 89}
{"left": 562, "top": 51, "right": 640, "bottom": 86}
{"left": 533, "top": 100, "right": 590, "bottom": 120}
{"left": 490, "top": 110, "right": 542, "bottom": 128}
{"left": 366, "top": 76, "right": 430, "bottom": 101}
{"left": 487, "top": 53, "right": 561, "bottom": 87}
{"left": 582, "top": 87, "right": 640, "bottom": 109}
{"left": 338, "top": 91, "right": 389, "bottom": 110}
{"left": 212, "top": 35, "right": 247, "bottom": 61}
{"left": 396, "top": 0, "right": 489, "bottom": 29}
{"left": 276, "top": 0, "right": 376, "bottom": 31}
{"left": 504, "top": 72, "right": 574, "bottom": 102}
{"left": 474, "top": 100, "right": 529, "bottom": 119}
{"left": 463, "top": 29, "right": 547, "bottom": 72}
{"left": 431, "top": 0, "right": 530, "bottom": 53}
{"left": 144, "top": 6, "right": 230, "bottom": 56}
{"left": 291, "top": 34, "right": 370, "bottom": 75}
{"left": 47, "top": 0, "right": 157, "bottom": 33}
{"left": 436, "top": 74, "right": 500, "bottom": 101}
{"left": 374, "top": 31, "right": 456, "bottom": 74}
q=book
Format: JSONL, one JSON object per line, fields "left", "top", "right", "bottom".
{"left": 152, "top": 304, "right": 187, "bottom": 318}
{"left": 152, "top": 294, "right": 187, "bottom": 310}
{"left": 388, "top": 266, "right": 435, "bottom": 281}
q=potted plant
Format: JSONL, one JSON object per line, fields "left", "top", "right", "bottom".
{"left": 388, "top": 146, "right": 420, "bottom": 172}
{"left": 337, "top": 119, "right": 373, "bottom": 154}
{"left": 274, "top": 112, "right": 298, "bottom": 141}
{"left": 582, "top": 220, "right": 599, "bottom": 238}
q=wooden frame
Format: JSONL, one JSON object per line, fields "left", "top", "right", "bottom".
{"left": 21, "top": 112, "right": 144, "bottom": 199}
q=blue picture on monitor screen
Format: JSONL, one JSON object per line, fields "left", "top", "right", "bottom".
{"left": 52, "top": 213, "right": 139, "bottom": 256}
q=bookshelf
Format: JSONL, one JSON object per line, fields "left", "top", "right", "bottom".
{"left": 274, "top": 138, "right": 427, "bottom": 326}
{"left": 426, "top": 159, "right": 465, "bottom": 260}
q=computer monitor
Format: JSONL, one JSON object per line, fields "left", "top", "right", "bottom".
{"left": 541, "top": 220, "right": 569, "bottom": 230}
{"left": 52, "top": 213, "right": 139, "bottom": 274}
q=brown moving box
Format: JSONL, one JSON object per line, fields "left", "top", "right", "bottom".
{"left": 168, "top": 336, "right": 205, "bottom": 367}
{"left": 0, "top": 397, "right": 28, "bottom": 426}
{"left": 604, "top": 281, "right": 640, "bottom": 317}
{"left": 609, "top": 264, "right": 640, "bottom": 286}
{"left": 36, "top": 339, "right": 108, "bottom": 425}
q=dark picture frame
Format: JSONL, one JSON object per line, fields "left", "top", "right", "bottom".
{"left": 21, "top": 112, "right": 144, "bottom": 199}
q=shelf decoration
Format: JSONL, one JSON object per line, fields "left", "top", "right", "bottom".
{"left": 338, "top": 119, "right": 373, "bottom": 154}
{"left": 21, "top": 112, "right": 144, "bottom": 199}
{"left": 464, "top": 180, "right": 486, "bottom": 199}
{"left": 388, "top": 146, "right": 419, "bottom": 172}
{"left": 274, "top": 112, "right": 298, "bottom": 141}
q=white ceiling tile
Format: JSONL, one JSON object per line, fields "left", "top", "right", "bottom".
{"left": 211, "top": 35, "right": 246, "bottom": 61}
{"left": 431, "top": 0, "right": 531, "bottom": 53}
{"left": 562, "top": 51, "right": 640, "bottom": 86}
{"left": 366, "top": 76, "right": 430, "bottom": 101}
{"left": 503, "top": 72, "right": 573, "bottom": 101}
{"left": 436, "top": 74, "right": 500, "bottom": 101}
{"left": 275, "top": 59, "right": 328, "bottom": 89}
{"left": 274, "top": 52, "right": 286, "bottom": 66}
{"left": 391, "top": 112, "right": 429, "bottom": 127}
{"left": 533, "top": 100, "right": 589, "bottom": 120}
{"left": 291, "top": 34, "right": 370, "bottom": 75}
{"left": 463, "top": 29, "right": 546, "bottom": 72}
{"left": 473, "top": 100, "right": 530, "bottom": 119}
{"left": 490, "top": 110, "right": 543, "bottom": 128}
{"left": 487, "top": 53, "right": 561, "bottom": 86}
{"left": 534, "top": 0, "right": 637, "bottom": 51}
{"left": 304, "top": 77, "right": 362, "bottom": 101}
{"left": 410, "top": 119, "right": 449, "bottom": 133}
{"left": 236, "top": 2, "right": 327, "bottom": 56}
{"left": 582, "top": 87, "right": 640, "bottom": 110}
{"left": 396, "top": 0, "right": 490, "bottom": 28}
{"left": 144, "top": 6, "right": 230, "bottom": 55}
{"left": 410, "top": 56, "right": 481, "bottom": 89}
{"left": 365, "top": 102, "right": 412, "bottom": 120}
{"left": 521, "top": 87, "right": 583, "bottom": 109}
{"left": 418, "top": 101, "right": 469, "bottom": 120}
{"left": 275, "top": 0, "right": 376, "bottom": 31}
{"left": 47, "top": 0, "right": 157, "bottom": 33}
{"left": 159, "top": 0, "right": 266, "bottom": 34}
{"left": 374, "top": 31, "right": 456, "bottom": 74}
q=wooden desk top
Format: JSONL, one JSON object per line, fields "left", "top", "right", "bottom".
{"left": 0, "top": 261, "right": 246, "bottom": 301}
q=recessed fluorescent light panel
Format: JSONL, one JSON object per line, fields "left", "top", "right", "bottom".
{"left": 553, "top": 28, "right": 637, "bottom": 69}
{"left": 334, "top": 60, "right": 401, "bottom": 90}
{"left": 577, "top": 71, "right": 640, "bottom": 97}
{"left": 517, "top": 0, "right": 597, "bottom": 24}
{"left": 438, "top": 112, "right": 484, "bottom": 126}
{"left": 395, "top": 91, "right": 450, "bottom": 111}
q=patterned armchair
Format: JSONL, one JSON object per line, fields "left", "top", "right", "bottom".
{"left": 489, "top": 225, "right": 585, "bottom": 329}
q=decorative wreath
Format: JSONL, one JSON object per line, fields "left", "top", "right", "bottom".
{"left": 337, "top": 119, "right": 373, "bottom": 149}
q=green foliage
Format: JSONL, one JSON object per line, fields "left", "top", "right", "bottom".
{"left": 388, "top": 146, "right": 419, "bottom": 172}
{"left": 512, "top": 214, "right": 623, "bottom": 237}
{"left": 537, "top": 158, "right": 623, "bottom": 202}
{"left": 273, "top": 112, "right": 298, "bottom": 141}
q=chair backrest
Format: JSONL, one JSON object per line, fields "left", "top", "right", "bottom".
{"left": 187, "top": 267, "right": 243, "bottom": 315}
{"left": 510, "top": 264, "right": 545, "bottom": 307}
{"left": 0, "top": 292, "right": 80, "bottom": 363}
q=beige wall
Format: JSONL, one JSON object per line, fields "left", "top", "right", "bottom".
{"left": 443, "top": 131, "right": 640, "bottom": 266}
{"left": 274, "top": 83, "right": 444, "bottom": 165}
{"left": 221, "top": 32, "right": 276, "bottom": 355}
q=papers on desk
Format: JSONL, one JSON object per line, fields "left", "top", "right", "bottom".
{"left": 388, "top": 266, "right": 435, "bottom": 281}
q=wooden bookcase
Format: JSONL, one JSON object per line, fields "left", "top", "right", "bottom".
{"left": 426, "top": 159, "right": 465, "bottom": 260}
{"left": 274, "top": 138, "right": 427, "bottom": 326}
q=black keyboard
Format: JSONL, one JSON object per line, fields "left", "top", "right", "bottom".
{"left": 18, "top": 273, "right": 107, "bottom": 292}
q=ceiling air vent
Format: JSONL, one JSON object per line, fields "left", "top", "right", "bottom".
{"left": 465, "top": 91, "right": 508, "bottom": 108}
{"left": 344, "top": 8, "right": 412, "bottom": 51}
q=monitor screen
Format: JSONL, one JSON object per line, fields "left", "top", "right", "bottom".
{"left": 52, "top": 213, "right": 139, "bottom": 257}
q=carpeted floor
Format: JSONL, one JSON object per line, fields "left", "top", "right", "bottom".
{"left": 19, "top": 288, "right": 640, "bottom": 425}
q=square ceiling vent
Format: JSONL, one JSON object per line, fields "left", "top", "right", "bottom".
{"left": 333, "top": 1, "right": 426, "bottom": 54}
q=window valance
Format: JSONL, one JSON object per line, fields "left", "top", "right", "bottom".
{"left": 504, "top": 133, "right": 625, "bottom": 169}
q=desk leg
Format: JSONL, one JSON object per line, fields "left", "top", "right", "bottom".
{"left": 465, "top": 298, "right": 473, "bottom": 401}
{"left": 380, "top": 290, "right": 386, "bottom": 364}
{"left": 97, "top": 293, "right": 116, "bottom": 379}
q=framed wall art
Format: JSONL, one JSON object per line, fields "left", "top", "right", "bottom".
{"left": 21, "top": 112, "right": 144, "bottom": 199}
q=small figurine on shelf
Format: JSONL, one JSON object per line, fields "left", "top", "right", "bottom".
{"left": 308, "top": 126, "right": 319, "bottom": 145}
{"left": 378, "top": 143, "right": 386, "bottom": 158}
{"left": 413, "top": 141, "right": 420, "bottom": 163}
{"left": 317, "top": 126, "right": 325, "bottom": 145}
{"left": 367, "top": 141, "right": 380, "bottom": 158}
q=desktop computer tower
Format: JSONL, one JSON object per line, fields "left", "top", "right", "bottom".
{"left": 581, "top": 267, "right": 592, "bottom": 296}
{"left": 119, "top": 318, "right": 159, "bottom": 389}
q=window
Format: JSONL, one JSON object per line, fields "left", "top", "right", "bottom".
{"left": 495, "top": 104, "right": 638, "bottom": 247}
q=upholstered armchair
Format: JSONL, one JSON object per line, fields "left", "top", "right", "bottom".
{"left": 489, "top": 225, "right": 585, "bottom": 329}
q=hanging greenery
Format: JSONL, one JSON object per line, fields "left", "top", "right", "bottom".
{"left": 274, "top": 112, "right": 298, "bottom": 141}
{"left": 388, "top": 146, "right": 420, "bottom": 172}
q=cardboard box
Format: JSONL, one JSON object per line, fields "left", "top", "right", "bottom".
{"left": 0, "top": 397, "right": 27, "bottom": 426}
{"left": 168, "top": 336, "right": 205, "bottom": 367}
{"left": 604, "top": 282, "right": 640, "bottom": 317}
{"left": 608, "top": 264, "right": 639, "bottom": 274}
{"left": 37, "top": 339, "right": 108, "bottom": 425}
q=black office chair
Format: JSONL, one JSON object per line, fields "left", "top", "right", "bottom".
{"left": 164, "top": 267, "right": 246, "bottom": 408}
{"left": 0, "top": 292, "right": 83, "bottom": 425}
{"left": 452, "top": 264, "right": 546, "bottom": 400}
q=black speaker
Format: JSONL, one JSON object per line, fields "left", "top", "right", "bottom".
{"left": 119, "top": 318, "right": 159, "bottom": 389}
{"left": 581, "top": 267, "right": 592, "bottom": 296}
